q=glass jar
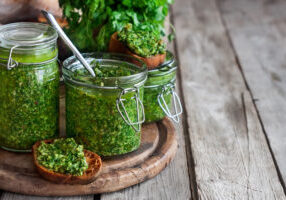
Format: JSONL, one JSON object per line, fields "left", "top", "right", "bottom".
{"left": 144, "top": 51, "right": 183, "bottom": 123}
{"left": 63, "top": 53, "right": 147, "bottom": 156}
{"left": 0, "top": 23, "right": 59, "bottom": 152}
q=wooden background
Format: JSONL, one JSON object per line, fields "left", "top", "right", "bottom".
{"left": 1, "top": 0, "right": 286, "bottom": 199}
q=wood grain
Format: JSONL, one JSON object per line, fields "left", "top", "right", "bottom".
{"left": 0, "top": 118, "right": 177, "bottom": 196}
{"left": 218, "top": 0, "right": 286, "bottom": 186}
{"left": 172, "top": 0, "right": 286, "bottom": 198}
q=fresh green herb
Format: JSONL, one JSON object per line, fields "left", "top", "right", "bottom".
{"left": 0, "top": 58, "right": 59, "bottom": 150}
{"left": 37, "top": 138, "right": 88, "bottom": 176}
{"left": 59, "top": 0, "right": 173, "bottom": 51}
{"left": 118, "top": 24, "right": 166, "bottom": 57}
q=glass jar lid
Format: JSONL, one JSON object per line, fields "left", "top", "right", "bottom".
{"left": 0, "top": 22, "right": 58, "bottom": 51}
{"left": 63, "top": 53, "right": 147, "bottom": 89}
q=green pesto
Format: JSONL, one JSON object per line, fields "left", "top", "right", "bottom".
{"left": 74, "top": 61, "right": 133, "bottom": 78}
{"left": 66, "top": 83, "right": 143, "bottom": 156}
{"left": 37, "top": 138, "right": 88, "bottom": 176}
{"left": 144, "top": 67, "right": 176, "bottom": 123}
{"left": 118, "top": 24, "right": 166, "bottom": 58}
{"left": 0, "top": 51, "right": 59, "bottom": 151}
{"left": 144, "top": 86, "right": 172, "bottom": 123}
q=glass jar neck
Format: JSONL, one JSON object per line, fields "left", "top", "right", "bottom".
{"left": 0, "top": 44, "right": 58, "bottom": 64}
{"left": 63, "top": 53, "right": 147, "bottom": 89}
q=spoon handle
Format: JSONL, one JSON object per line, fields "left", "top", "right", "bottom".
{"left": 41, "top": 10, "right": 96, "bottom": 77}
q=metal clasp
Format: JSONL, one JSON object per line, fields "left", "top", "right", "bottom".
{"left": 6, "top": 45, "right": 19, "bottom": 70}
{"left": 158, "top": 82, "right": 183, "bottom": 123}
{"left": 116, "top": 87, "right": 145, "bottom": 132}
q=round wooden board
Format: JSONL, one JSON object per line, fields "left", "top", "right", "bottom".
{"left": 0, "top": 118, "right": 177, "bottom": 196}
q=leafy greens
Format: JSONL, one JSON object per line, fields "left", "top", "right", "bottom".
{"left": 59, "top": 0, "right": 173, "bottom": 51}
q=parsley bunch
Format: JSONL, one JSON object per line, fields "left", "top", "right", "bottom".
{"left": 59, "top": 0, "right": 173, "bottom": 51}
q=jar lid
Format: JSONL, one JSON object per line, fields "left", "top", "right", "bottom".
{"left": 0, "top": 22, "right": 58, "bottom": 51}
{"left": 148, "top": 51, "right": 177, "bottom": 77}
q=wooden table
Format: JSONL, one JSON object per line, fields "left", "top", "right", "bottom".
{"left": 1, "top": 0, "right": 286, "bottom": 199}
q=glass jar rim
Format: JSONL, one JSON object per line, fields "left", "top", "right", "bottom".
{"left": 0, "top": 22, "right": 58, "bottom": 51}
{"left": 62, "top": 52, "right": 148, "bottom": 89}
{"left": 147, "top": 51, "right": 177, "bottom": 77}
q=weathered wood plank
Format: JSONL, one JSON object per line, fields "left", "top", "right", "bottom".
{"left": 218, "top": 0, "right": 286, "bottom": 186}
{"left": 172, "top": 0, "right": 286, "bottom": 198}
{"left": 0, "top": 193, "right": 93, "bottom": 200}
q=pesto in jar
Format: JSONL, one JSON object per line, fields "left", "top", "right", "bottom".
{"left": 118, "top": 24, "right": 166, "bottom": 58}
{"left": 144, "top": 86, "right": 173, "bottom": 123}
{"left": 0, "top": 60, "right": 59, "bottom": 150}
{"left": 0, "top": 22, "right": 59, "bottom": 151}
{"left": 37, "top": 138, "right": 88, "bottom": 176}
{"left": 144, "top": 52, "right": 177, "bottom": 123}
{"left": 63, "top": 53, "right": 147, "bottom": 156}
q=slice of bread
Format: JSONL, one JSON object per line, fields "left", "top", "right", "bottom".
{"left": 108, "top": 32, "right": 166, "bottom": 70}
{"left": 32, "top": 139, "right": 102, "bottom": 185}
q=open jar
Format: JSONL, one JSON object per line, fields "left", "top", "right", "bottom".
{"left": 0, "top": 23, "right": 59, "bottom": 152}
{"left": 63, "top": 53, "right": 147, "bottom": 156}
{"left": 144, "top": 51, "right": 183, "bottom": 123}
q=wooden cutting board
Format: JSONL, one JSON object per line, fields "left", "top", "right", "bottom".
{"left": 0, "top": 118, "right": 177, "bottom": 196}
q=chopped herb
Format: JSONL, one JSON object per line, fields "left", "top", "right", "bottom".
{"left": 118, "top": 24, "right": 166, "bottom": 57}
{"left": 144, "top": 86, "right": 172, "bottom": 123}
{"left": 37, "top": 138, "right": 88, "bottom": 176}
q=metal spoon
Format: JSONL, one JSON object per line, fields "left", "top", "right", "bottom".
{"left": 41, "top": 10, "right": 96, "bottom": 77}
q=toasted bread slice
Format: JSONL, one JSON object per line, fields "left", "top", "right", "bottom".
{"left": 32, "top": 139, "right": 102, "bottom": 185}
{"left": 108, "top": 32, "right": 166, "bottom": 69}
